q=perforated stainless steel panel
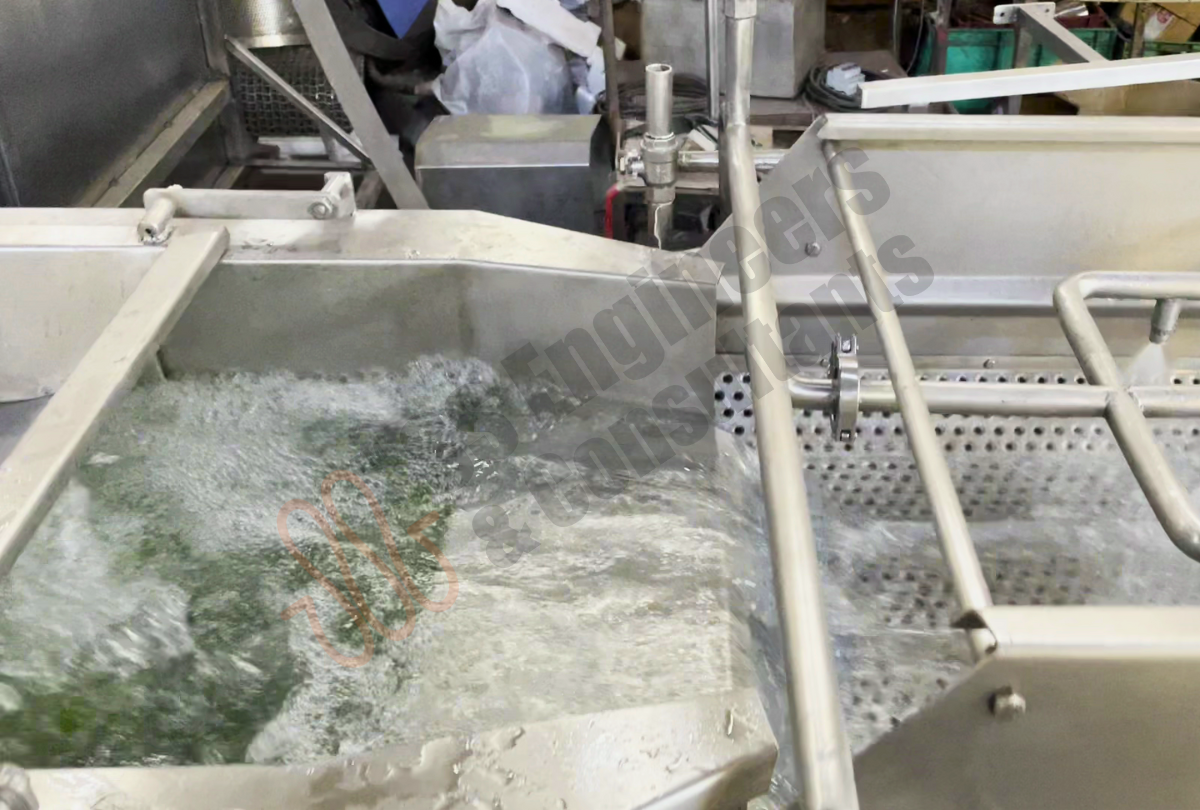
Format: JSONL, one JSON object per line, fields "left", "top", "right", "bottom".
{"left": 715, "top": 366, "right": 1200, "bottom": 753}
{"left": 231, "top": 46, "right": 359, "bottom": 137}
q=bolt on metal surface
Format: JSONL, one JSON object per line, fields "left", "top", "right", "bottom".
{"left": 989, "top": 686, "right": 1026, "bottom": 721}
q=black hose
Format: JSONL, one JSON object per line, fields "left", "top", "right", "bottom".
{"left": 598, "top": 73, "right": 711, "bottom": 125}
{"left": 802, "top": 65, "right": 888, "bottom": 112}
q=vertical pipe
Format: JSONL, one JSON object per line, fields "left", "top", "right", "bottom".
{"left": 1131, "top": 2, "right": 1148, "bottom": 58}
{"left": 599, "top": 0, "right": 622, "bottom": 140}
{"left": 824, "top": 141, "right": 994, "bottom": 642}
{"left": 645, "top": 64, "right": 674, "bottom": 137}
{"left": 643, "top": 63, "right": 676, "bottom": 248}
{"left": 723, "top": 3, "right": 859, "bottom": 807}
{"left": 1006, "top": 16, "right": 1033, "bottom": 114}
{"left": 932, "top": 0, "right": 953, "bottom": 74}
{"left": 705, "top": 0, "right": 722, "bottom": 119}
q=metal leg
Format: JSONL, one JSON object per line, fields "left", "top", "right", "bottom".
{"left": 598, "top": 0, "right": 622, "bottom": 140}
{"left": 931, "top": 0, "right": 953, "bottom": 74}
{"left": 1006, "top": 14, "right": 1032, "bottom": 113}
{"left": 0, "top": 230, "right": 229, "bottom": 578}
{"left": 1054, "top": 272, "right": 1200, "bottom": 563}
{"left": 289, "top": 0, "right": 428, "bottom": 209}
{"left": 722, "top": 2, "right": 859, "bottom": 806}
{"left": 825, "top": 139, "right": 995, "bottom": 660}
{"left": 1131, "top": 2, "right": 1148, "bottom": 58}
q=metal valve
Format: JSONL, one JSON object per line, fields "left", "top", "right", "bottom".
{"left": 828, "top": 334, "right": 860, "bottom": 442}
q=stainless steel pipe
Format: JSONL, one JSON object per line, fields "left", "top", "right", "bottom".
{"left": 824, "top": 140, "right": 994, "bottom": 627}
{"left": 1055, "top": 272, "right": 1200, "bottom": 562}
{"left": 645, "top": 63, "right": 674, "bottom": 138}
{"left": 680, "top": 148, "right": 785, "bottom": 172}
{"left": 705, "top": 0, "right": 721, "bottom": 119}
{"left": 643, "top": 63, "right": 677, "bottom": 248}
{"left": 789, "top": 376, "right": 1200, "bottom": 419}
{"left": 723, "top": 6, "right": 754, "bottom": 127}
{"left": 626, "top": 149, "right": 783, "bottom": 177}
{"left": 1152, "top": 298, "right": 1184, "bottom": 344}
{"left": 725, "top": 6, "right": 859, "bottom": 808}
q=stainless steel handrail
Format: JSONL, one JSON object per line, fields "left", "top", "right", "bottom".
{"left": 824, "top": 141, "right": 995, "bottom": 637}
{"left": 723, "top": 4, "right": 859, "bottom": 807}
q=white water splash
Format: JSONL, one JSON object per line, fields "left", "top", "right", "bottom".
{"left": 1124, "top": 341, "right": 1171, "bottom": 386}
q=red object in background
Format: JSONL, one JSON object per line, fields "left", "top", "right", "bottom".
{"left": 604, "top": 183, "right": 620, "bottom": 239}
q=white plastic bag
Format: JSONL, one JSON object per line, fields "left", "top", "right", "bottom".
{"left": 433, "top": 0, "right": 575, "bottom": 114}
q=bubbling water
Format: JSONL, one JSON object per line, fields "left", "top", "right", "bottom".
{"left": 0, "top": 359, "right": 765, "bottom": 776}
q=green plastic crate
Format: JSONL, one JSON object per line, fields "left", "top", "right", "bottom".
{"left": 913, "top": 27, "right": 1120, "bottom": 113}
{"left": 1138, "top": 40, "right": 1200, "bottom": 57}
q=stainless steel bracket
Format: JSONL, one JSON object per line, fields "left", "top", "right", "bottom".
{"left": 992, "top": 2, "right": 1054, "bottom": 24}
{"left": 828, "top": 334, "right": 860, "bottom": 442}
{"left": 137, "top": 172, "right": 355, "bottom": 243}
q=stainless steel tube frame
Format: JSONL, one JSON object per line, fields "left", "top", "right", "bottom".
{"left": 788, "top": 377, "right": 1200, "bottom": 419}
{"left": 824, "top": 140, "right": 994, "bottom": 630}
{"left": 725, "top": 6, "right": 859, "bottom": 808}
{"left": 1054, "top": 272, "right": 1200, "bottom": 562}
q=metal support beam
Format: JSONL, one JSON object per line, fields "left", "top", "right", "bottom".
{"left": 288, "top": 0, "right": 428, "bottom": 209}
{"left": 817, "top": 112, "right": 1200, "bottom": 143}
{"left": 90, "top": 82, "right": 230, "bottom": 208}
{"left": 1055, "top": 272, "right": 1200, "bottom": 563}
{"left": 355, "top": 170, "right": 384, "bottom": 209}
{"left": 722, "top": 2, "right": 859, "bottom": 806}
{"left": 1131, "top": 2, "right": 1148, "bottom": 58}
{"left": 225, "top": 37, "right": 371, "bottom": 163}
{"left": 996, "top": 3, "right": 1106, "bottom": 65}
{"left": 825, "top": 139, "right": 994, "bottom": 657}
{"left": 859, "top": 52, "right": 1200, "bottom": 108}
{"left": 0, "top": 230, "right": 228, "bottom": 579}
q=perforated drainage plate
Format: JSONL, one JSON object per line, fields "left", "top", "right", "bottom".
{"left": 714, "top": 364, "right": 1200, "bottom": 791}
